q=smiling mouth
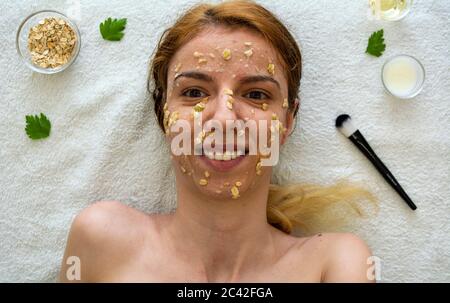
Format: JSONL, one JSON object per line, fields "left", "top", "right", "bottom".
{"left": 196, "top": 145, "right": 250, "bottom": 171}
{"left": 200, "top": 152, "right": 247, "bottom": 171}
{"left": 199, "top": 145, "right": 249, "bottom": 161}
{"left": 203, "top": 150, "right": 248, "bottom": 161}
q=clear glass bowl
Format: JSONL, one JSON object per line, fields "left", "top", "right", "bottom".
{"left": 16, "top": 10, "right": 81, "bottom": 74}
{"left": 369, "top": 0, "right": 413, "bottom": 21}
{"left": 381, "top": 54, "right": 425, "bottom": 99}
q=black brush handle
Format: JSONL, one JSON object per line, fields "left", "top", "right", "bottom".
{"left": 349, "top": 130, "right": 417, "bottom": 210}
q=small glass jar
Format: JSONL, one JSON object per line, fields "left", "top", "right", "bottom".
{"left": 16, "top": 10, "right": 81, "bottom": 74}
{"left": 381, "top": 54, "right": 425, "bottom": 99}
{"left": 369, "top": 0, "right": 413, "bottom": 21}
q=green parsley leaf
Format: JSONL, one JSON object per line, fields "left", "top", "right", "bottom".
{"left": 25, "top": 113, "right": 51, "bottom": 140}
{"left": 366, "top": 29, "right": 386, "bottom": 57}
{"left": 100, "top": 17, "right": 127, "bottom": 41}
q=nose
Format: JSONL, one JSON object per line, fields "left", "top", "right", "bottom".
{"left": 205, "top": 89, "right": 239, "bottom": 126}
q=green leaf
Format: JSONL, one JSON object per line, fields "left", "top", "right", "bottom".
{"left": 100, "top": 17, "right": 127, "bottom": 41}
{"left": 25, "top": 113, "right": 51, "bottom": 140}
{"left": 366, "top": 29, "right": 386, "bottom": 57}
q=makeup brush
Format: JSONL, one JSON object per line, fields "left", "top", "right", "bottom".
{"left": 335, "top": 114, "right": 417, "bottom": 210}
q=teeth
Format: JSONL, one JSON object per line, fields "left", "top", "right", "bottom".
{"left": 214, "top": 152, "right": 223, "bottom": 160}
{"left": 206, "top": 151, "right": 214, "bottom": 159}
{"left": 223, "top": 152, "right": 231, "bottom": 161}
{"left": 204, "top": 151, "right": 243, "bottom": 161}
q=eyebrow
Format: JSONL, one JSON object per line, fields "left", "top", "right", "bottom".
{"left": 174, "top": 71, "right": 214, "bottom": 83}
{"left": 240, "top": 75, "right": 280, "bottom": 88}
{"left": 174, "top": 71, "right": 280, "bottom": 88}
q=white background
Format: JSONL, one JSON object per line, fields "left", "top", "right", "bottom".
{"left": 0, "top": 0, "right": 449, "bottom": 282}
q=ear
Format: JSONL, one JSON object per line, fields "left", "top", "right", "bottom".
{"left": 280, "top": 98, "right": 299, "bottom": 145}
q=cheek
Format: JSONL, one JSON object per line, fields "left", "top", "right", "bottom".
{"left": 251, "top": 111, "right": 281, "bottom": 134}
{"left": 163, "top": 103, "right": 195, "bottom": 132}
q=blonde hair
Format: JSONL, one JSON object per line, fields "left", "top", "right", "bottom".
{"left": 268, "top": 180, "right": 377, "bottom": 234}
{"left": 148, "top": 0, "right": 377, "bottom": 234}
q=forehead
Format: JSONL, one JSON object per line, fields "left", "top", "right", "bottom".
{"left": 169, "top": 26, "right": 286, "bottom": 83}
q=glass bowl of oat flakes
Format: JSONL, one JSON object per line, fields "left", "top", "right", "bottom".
{"left": 16, "top": 10, "right": 81, "bottom": 74}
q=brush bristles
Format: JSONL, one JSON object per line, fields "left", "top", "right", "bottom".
{"left": 336, "top": 114, "right": 357, "bottom": 137}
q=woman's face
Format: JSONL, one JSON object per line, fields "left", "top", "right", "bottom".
{"left": 165, "top": 26, "right": 293, "bottom": 200}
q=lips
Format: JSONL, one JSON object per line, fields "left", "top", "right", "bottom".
{"left": 196, "top": 145, "right": 248, "bottom": 171}
{"left": 204, "top": 150, "right": 244, "bottom": 160}
{"left": 199, "top": 153, "right": 246, "bottom": 172}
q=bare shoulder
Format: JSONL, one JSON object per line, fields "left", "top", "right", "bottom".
{"left": 281, "top": 232, "right": 374, "bottom": 282}
{"left": 319, "top": 232, "right": 375, "bottom": 282}
{"left": 59, "top": 201, "right": 152, "bottom": 282}
{"left": 69, "top": 200, "right": 150, "bottom": 245}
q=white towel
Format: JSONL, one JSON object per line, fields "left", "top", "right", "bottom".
{"left": 0, "top": 0, "right": 449, "bottom": 282}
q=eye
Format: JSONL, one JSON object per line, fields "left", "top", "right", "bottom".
{"left": 182, "top": 88, "right": 208, "bottom": 98}
{"left": 244, "top": 90, "right": 269, "bottom": 100}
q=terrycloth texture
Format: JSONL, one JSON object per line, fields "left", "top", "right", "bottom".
{"left": 0, "top": 0, "right": 449, "bottom": 282}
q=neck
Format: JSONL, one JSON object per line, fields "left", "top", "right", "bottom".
{"left": 163, "top": 170, "right": 280, "bottom": 282}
